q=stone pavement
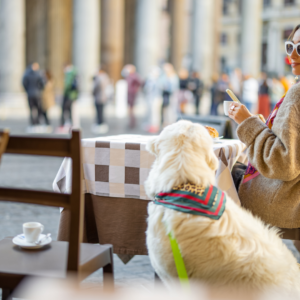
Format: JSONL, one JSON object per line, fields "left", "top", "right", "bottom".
{"left": 0, "top": 116, "right": 299, "bottom": 293}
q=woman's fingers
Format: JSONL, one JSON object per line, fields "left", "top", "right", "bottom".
{"left": 228, "top": 103, "right": 252, "bottom": 124}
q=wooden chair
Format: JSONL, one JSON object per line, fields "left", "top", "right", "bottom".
{"left": 0, "top": 129, "right": 9, "bottom": 161}
{"left": 278, "top": 228, "right": 300, "bottom": 241}
{"left": 0, "top": 130, "right": 114, "bottom": 300}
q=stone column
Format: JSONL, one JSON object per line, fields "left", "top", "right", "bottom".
{"left": 47, "top": 0, "right": 72, "bottom": 93}
{"left": 267, "top": 22, "right": 279, "bottom": 75}
{"left": 124, "top": 0, "right": 136, "bottom": 65}
{"left": 135, "top": 0, "right": 161, "bottom": 78}
{"left": 25, "top": 0, "right": 48, "bottom": 69}
{"left": 0, "top": 0, "right": 25, "bottom": 94}
{"left": 101, "top": 0, "right": 125, "bottom": 83}
{"left": 241, "top": 0, "right": 263, "bottom": 77}
{"left": 170, "top": 0, "right": 190, "bottom": 71}
{"left": 212, "top": 0, "right": 222, "bottom": 77}
{"left": 191, "top": 0, "right": 215, "bottom": 84}
{"left": 73, "top": 0, "right": 100, "bottom": 94}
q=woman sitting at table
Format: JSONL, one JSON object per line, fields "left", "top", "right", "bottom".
{"left": 228, "top": 25, "right": 300, "bottom": 245}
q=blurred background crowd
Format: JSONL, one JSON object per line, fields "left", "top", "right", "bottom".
{"left": 19, "top": 58, "right": 294, "bottom": 135}
{"left": 0, "top": 0, "right": 299, "bottom": 135}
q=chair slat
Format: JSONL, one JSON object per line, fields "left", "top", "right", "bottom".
{"left": 0, "top": 130, "right": 9, "bottom": 160}
{"left": 0, "top": 188, "right": 70, "bottom": 208}
{"left": 5, "top": 136, "right": 71, "bottom": 157}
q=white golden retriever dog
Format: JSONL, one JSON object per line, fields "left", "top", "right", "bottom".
{"left": 145, "top": 120, "right": 300, "bottom": 292}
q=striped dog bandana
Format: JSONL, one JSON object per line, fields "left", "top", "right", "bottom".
{"left": 154, "top": 183, "right": 226, "bottom": 220}
{"left": 243, "top": 93, "right": 286, "bottom": 183}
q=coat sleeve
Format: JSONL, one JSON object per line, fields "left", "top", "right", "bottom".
{"left": 237, "top": 87, "right": 300, "bottom": 181}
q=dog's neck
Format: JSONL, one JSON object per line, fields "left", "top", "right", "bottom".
{"left": 145, "top": 165, "right": 215, "bottom": 199}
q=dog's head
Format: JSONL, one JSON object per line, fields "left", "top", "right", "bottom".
{"left": 145, "top": 120, "right": 219, "bottom": 198}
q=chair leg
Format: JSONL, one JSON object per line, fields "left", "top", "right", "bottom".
{"left": 103, "top": 264, "right": 114, "bottom": 291}
{"left": 155, "top": 272, "right": 162, "bottom": 284}
{"left": 2, "top": 289, "right": 13, "bottom": 300}
{"left": 103, "top": 248, "right": 114, "bottom": 291}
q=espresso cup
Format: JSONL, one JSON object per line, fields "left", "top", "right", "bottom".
{"left": 23, "top": 222, "right": 44, "bottom": 243}
{"left": 223, "top": 100, "right": 233, "bottom": 116}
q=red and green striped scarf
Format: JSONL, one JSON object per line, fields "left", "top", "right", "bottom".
{"left": 154, "top": 183, "right": 226, "bottom": 220}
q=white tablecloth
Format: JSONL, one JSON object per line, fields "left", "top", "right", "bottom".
{"left": 53, "top": 135, "right": 246, "bottom": 204}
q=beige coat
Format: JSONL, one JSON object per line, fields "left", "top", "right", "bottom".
{"left": 42, "top": 80, "right": 55, "bottom": 111}
{"left": 237, "top": 82, "right": 300, "bottom": 228}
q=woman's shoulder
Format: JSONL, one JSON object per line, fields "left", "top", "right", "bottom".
{"left": 284, "top": 82, "right": 300, "bottom": 107}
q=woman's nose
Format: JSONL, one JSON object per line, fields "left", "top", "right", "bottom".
{"left": 291, "top": 48, "right": 298, "bottom": 59}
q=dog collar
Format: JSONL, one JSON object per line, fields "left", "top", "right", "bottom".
{"left": 154, "top": 183, "right": 226, "bottom": 220}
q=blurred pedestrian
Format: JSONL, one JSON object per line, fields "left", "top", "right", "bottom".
{"left": 178, "top": 69, "right": 191, "bottom": 114}
{"left": 218, "top": 73, "right": 230, "bottom": 100}
{"left": 279, "top": 75, "right": 290, "bottom": 93}
{"left": 188, "top": 71, "right": 204, "bottom": 115}
{"left": 257, "top": 73, "right": 270, "bottom": 119}
{"left": 242, "top": 74, "right": 259, "bottom": 113}
{"left": 124, "top": 64, "right": 142, "bottom": 128}
{"left": 41, "top": 70, "right": 55, "bottom": 130}
{"left": 143, "top": 66, "right": 161, "bottom": 132}
{"left": 22, "top": 62, "right": 45, "bottom": 127}
{"left": 210, "top": 74, "right": 220, "bottom": 116}
{"left": 60, "top": 64, "right": 78, "bottom": 127}
{"left": 270, "top": 78, "right": 285, "bottom": 111}
{"left": 211, "top": 73, "right": 230, "bottom": 116}
{"left": 230, "top": 68, "right": 242, "bottom": 98}
{"left": 92, "top": 67, "right": 111, "bottom": 134}
{"left": 159, "top": 63, "right": 179, "bottom": 127}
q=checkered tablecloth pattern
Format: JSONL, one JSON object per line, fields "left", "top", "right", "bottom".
{"left": 53, "top": 135, "right": 246, "bottom": 204}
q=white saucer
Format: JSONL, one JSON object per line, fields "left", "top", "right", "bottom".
{"left": 213, "top": 136, "right": 224, "bottom": 143}
{"left": 12, "top": 234, "right": 52, "bottom": 249}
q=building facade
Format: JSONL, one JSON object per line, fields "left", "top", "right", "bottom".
{"left": 220, "top": 0, "right": 300, "bottom": 77}
{"left": 2, "top": 0, "right": 294, "bottom": 105}
{"left": 0, "top": 0, "right": 223, "bottom": 103}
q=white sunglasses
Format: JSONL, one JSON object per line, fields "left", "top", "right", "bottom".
{"left": 285, "top": 41, "right": 300, "bottom": 56}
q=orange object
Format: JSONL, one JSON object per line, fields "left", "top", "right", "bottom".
{"left": 205, "top": 126, "right": 219, "bottom": 138}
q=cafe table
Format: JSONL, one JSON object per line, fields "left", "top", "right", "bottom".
{"left": 53, "top": 135, "right": 246, "bottom": 263}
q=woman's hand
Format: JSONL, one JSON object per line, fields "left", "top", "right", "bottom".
{"left": 228, "top": 102, "right": 253, "bottom": 124}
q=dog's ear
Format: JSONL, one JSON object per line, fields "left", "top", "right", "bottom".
{"left": 146, "top": 137, "right": 158, "bottom": 155}
{"left": 207, "top": 151, "right": 219, "bottom": 171}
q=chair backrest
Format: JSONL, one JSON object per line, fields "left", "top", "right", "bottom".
{"left": 0, "top": 130, "right": 83, "bottom": 272}
{"left": 0, "top": 130, "right": 9, "bottom": 161}
{"left": 178, "top": 115, "right": 234, "bottom": 139}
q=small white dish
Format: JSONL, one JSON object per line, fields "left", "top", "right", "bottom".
{"left": 213, "top": 136, "right": 223, "bottom": 141}
{"left": 213, "top": 137, "right": 224, "bottom": 144}
{"left": 12, "top": 234, "right": 52, "bottom": 249}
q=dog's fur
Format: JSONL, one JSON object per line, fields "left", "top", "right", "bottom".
{"left": 145, "top": 120, "right": 300, "bottom": 292}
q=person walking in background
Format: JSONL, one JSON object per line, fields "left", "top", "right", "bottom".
{"left": 124, "top": 64, "right": 142, "bottom": 128}
{"left": 279, "top": 75, "right": 290, "bottom": 93}
{"left": 230, "top": 68, "right": 242, "bottom": 98}
{"left": 22, "top": 62, "right": 45, "bottom": 130}
{"left": 211, "top": 73, "right": 229, "bottom": 116}
{"left": 242, "top": 74, "right": 259, "bottom": 113}
{"left": 218, "top": 73, "right": 230, "bottom": 100}
{"left": 143, "top": 66, "right": 161, "bottom": 133}
{"left": 92, "top": 66, "right": 111, "bottom": 134}
{"left": 257, "top": 73, "right": 270, "bottom": 119}
{"left": 210, "top": 74, "right": 220, "bottom": 115}
{"left": 159, "top": 63, "right": 179, "bottom": 127}
{"left": 270, "top": 77, "right": 285, "bottom": 111}
{"left": 178, "top": 69, "right": 190, "bottom": 114}
{"left": 60, "top": 64, "right": 78, "bottom": 128}
{"left": 41, "top": 70, "right": 55, "bottom": 131}
{"left": 188, "top": 71, "right": 204, "bottom": 115}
